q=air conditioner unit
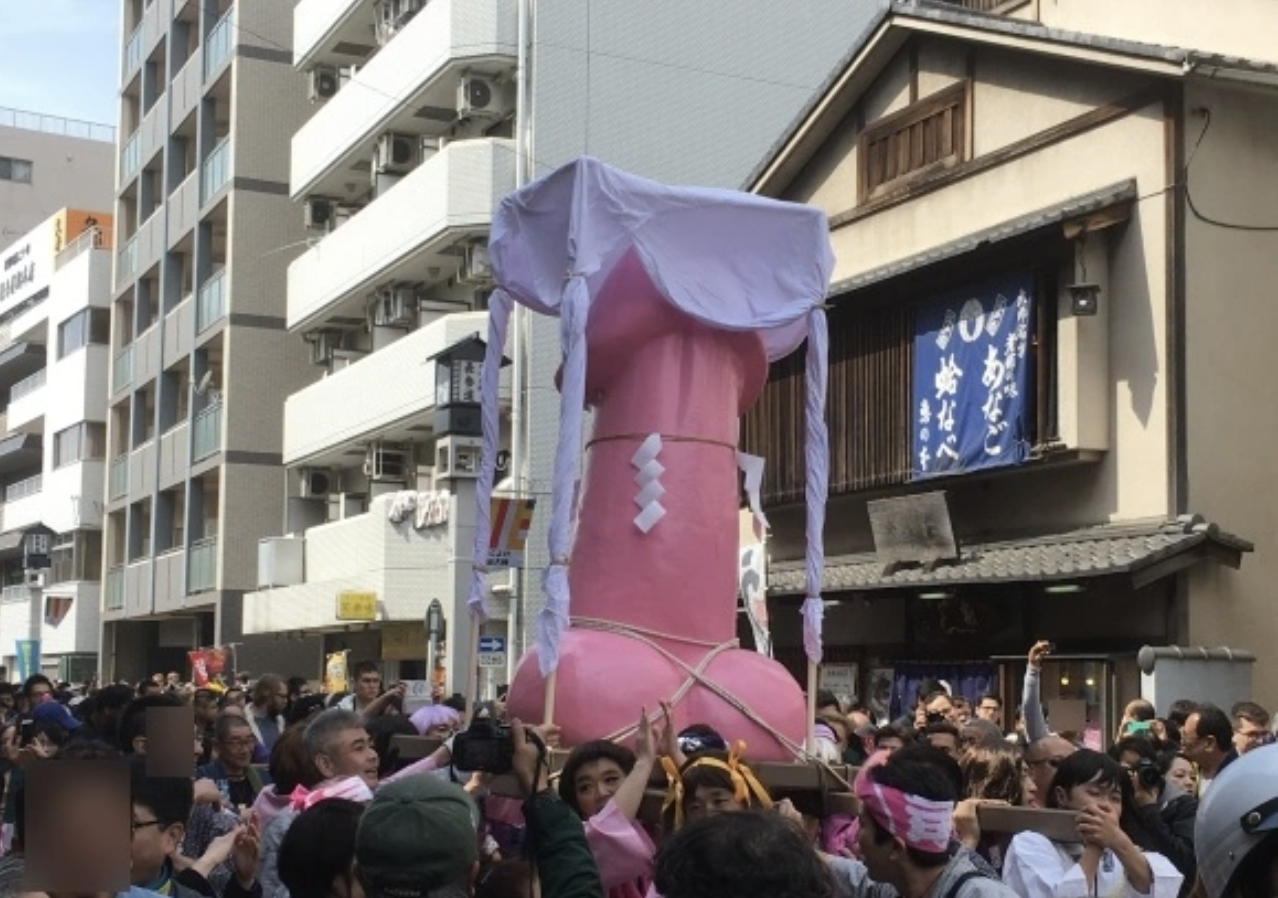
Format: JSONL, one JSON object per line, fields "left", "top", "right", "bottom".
{"left": 374, "top": 132, "right": 419, "bottom": 174}
{"left": 457, "top": 75, "right": 512, "bottom": 120}
{"left": 24, "top": 571, "right": 43, "bottom": 588}
{"left": 299, "top": 468, "right": 332, "bottom": 498}
{"left": 459, "top": 242, "right": 493, "bottom": 285}
{"left": 371, "top": 287, "right": 415, "bottom": 327}
{"left": 304, "top": 197, "right": 336, "bottom": 231}
{"left": 308, "top": 330, "right": 337, "bottom": 366}
{"left": 308, "top": 66, "right": 339, "bottom": 101}
{"left": 364, "top": 444, "right": 408, "bottom": 482}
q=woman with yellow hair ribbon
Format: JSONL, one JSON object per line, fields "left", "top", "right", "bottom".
{"left": 661, "top": 740, "right": 774, "bottom": 831}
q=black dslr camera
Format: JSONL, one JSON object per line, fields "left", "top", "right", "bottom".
{"left": 452, "top": 718, "right": 544, "bottom": 774}
{"left": 1133, "top": 757, "right": 1162, "bottom": 789}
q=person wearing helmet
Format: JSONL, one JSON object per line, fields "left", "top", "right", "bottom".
{"left": 1194, "top": 743, "right": 1278, "bottom": 898}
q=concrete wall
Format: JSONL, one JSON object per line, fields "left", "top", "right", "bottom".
{"left": 0, "top": 127, "right": 115, "bottom": 254}
{"left": 1181, "top": 80, "right": 1278, "bottom": 710}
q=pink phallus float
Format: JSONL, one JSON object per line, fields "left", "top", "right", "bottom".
{"left": 467, "top": 157, "right": 835, "bottom": 761}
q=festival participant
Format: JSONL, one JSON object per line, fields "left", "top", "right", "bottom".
{"left": 1002, "top": 750, "right": 1182, "bottom": 898}
{"left": 197, "top": 714, "right": 273, "bottom": 810}
{"left": 1023, "top": 735, "right": 1076, "bottom": 808}
{"left": 1182, "top": 704, "right": 1237, "bottom": 797}
{"left": 662, "top": 741, "right": 773, "bottom": 830}
{"left": 826, "top": 751, "right": 1018, "bottom": 898}
{"left": 1110, "top": 736, "right": 1197, "bottom": 880}
{"left": 557, "top": 709, "right": 658, "bottom": 898}
{"left": 275, "top": 798, "right": 364, "bottom": 898}
{"left": 1166, "top": 753, "right": 1198, "bottom": 798}
{"left": 249, "top": 723, "right": 320, "bottom": 834}
{"left": 337, "top": 662, "right": 405, "bottom": 719}
{"left": 247, "top": 674, "right": 288, "bottom": 755}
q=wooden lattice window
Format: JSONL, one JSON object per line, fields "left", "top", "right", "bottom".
{"left": 859, "top": 81, "right": 970, "bottom": 202}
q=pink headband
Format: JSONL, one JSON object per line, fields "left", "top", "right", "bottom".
{"left": 854, "top": 776, "right": 953, "bottom": 854}
{"left": 289, "top": 775, "right": 374, "bottom": 812}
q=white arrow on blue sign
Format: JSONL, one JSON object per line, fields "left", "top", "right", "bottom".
{"left": 478, "top": 636, "right": 506, "bottom": 653}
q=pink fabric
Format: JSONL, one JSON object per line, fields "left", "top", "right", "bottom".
{"left": 820, "top": 813, "right": 859, "bottom": 856}
{"left": 289, "top": 776, "right": 374, "bottom": 811}
{"left": 585, "top": 798, "right": 656, "bottom": 893}
{"left": 854, "top": 776, "right": 952, "bottom": 854}
{"left": 381, "top": 754, "right": 440, "bottom": 786}
{"left": 250, "top": 787, "right": 293, "bottom": 833}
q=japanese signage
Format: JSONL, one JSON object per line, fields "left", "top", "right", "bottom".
{"left": 913, "top": 274, "right": 1034, "bottom": 478}
{"left": 324, "top": 650, "right": 349, "bottom": 694}
{"left": 188, "top": 646, "right": 228, "bottom": 687}
{"left": 0, "top": 240, "right": 39, "bottom": 307}
{"left": 337, "top": 590, "right": 378, "bottom": 621}
{"left": 486, "top": 498, "right": 536, "bottom": 568}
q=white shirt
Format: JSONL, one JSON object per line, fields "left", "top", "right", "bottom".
{"left": 1003, "top": 831, "right": 1183, "bottom": 898}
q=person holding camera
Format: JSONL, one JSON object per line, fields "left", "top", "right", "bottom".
{"left": 1110, "top": 736, "right": 1197, "bottom": 884}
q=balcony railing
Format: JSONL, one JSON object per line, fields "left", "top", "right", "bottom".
{"left": 204, "top": 6, "right": 235, "bottom": 76}
{"left": 55, "top": 227, "right": 106, "bottom": 271}
{"left": 4, "top": 474, "right": 42, "bottom": 503}
{"left": 114, "top": 344, "right": 134, "bottom": 393}
{"left": 0, "top": 585, "right": 28, "bottom": 604}
{"left": 109, "top": 454, "right": 130, "bottom": 500}
{"left": 105, "top": 566, "right": 125, "bottom": 611}
{"left": 936, "top": 0, "right": 1026, "bottom": 11}
{"left": 124, "top": 25, "right": 144, "bottom": 77}
{"left": 202, "top": 138, "right": 232, "bottom": 203}
{"left": 189, "top": 537, "right": 218, "bottom": 593}
{"left": 197, "top": 269, "right": 226, "bottom": 332}
{"left": 118, "top": 234, "right": 138, "bottom": 283}
{"left": 10, "top": 369, "right": 46, "bottom": 403}
{"left": 120, "top": 130, "right": 142, "bottom": 182}
{"left": 193, "top": 402, "right": 222, "bottom": 461}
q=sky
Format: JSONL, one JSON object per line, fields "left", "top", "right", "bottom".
{"left": 0, "top": 0, "right": 121, "bottom": 128}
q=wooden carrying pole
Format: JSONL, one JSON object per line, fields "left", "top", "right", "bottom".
{"left": 806, "top": 660, "right": 818, "bottom": 753}
{"left": 543, "top": 670, "right": 557, "bottom": 726}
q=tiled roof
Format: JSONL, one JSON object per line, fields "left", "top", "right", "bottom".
{"left": 768, "top": 517, "right": 1252, "bottom": 595}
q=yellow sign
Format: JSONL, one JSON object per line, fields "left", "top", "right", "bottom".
{"left": 337, "top": 590, "right": 378, "bottom": 621}
{"left": 381, "top": 621, "right": 426, "bottom": 661}
{"left": 487, "top": 498, "right": 537, "bottom": 568}
{"left": 324, "top": 650, "right": 349, "bottom": 694}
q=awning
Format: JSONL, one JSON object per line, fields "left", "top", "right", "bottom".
{"left": 768, "top": 516, "right": 1252, "bottom": 595}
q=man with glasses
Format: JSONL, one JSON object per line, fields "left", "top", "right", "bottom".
{"left": 197, "top": 714, "right": 272, "bottom": 811}
{"left": 1229, "top": 701, "right": 1273, "bottom": 756}
{"left": 1023, "top": 734, "right": 1076, "bottom": 808}
{"left": 975, "top": 693, "right": 1002, "bottom": 726}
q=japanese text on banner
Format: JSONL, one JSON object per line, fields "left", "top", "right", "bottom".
{"left": 913, "top": 274, "right": 1034, "bottom": 478}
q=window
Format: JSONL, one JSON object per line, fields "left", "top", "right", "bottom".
{"left": 859, "top": 81, "right": 969, "bottom": 201}
{"left": 0, "top": 157, "right": 33, "bottom": 184}
{"left": 49, "top": 531, "right": 103, "bottom": 585}
{"left": 53, "top": 423, "right": 107, "bottom": 468}
{"left": 57, "top": 308, "right": 110, "bottom": 358}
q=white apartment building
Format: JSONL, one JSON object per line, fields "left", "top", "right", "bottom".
{"left": 1, "top": 109, "right": 116, "bottom": 255}
{"left": 0, "top": 210, "right": 115, "bottom": 684}
{"left": 242, "top": 0, "right": 867, "bottom": 691}
{"left": 103, "top": 0, "right": 318, "bottom": 683}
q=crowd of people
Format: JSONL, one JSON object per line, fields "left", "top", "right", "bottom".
{"left": 0, "top": 641, "right": 1273, "bottom": 898}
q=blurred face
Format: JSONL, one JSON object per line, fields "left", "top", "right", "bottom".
{"left": 316, "top": 727, "right": 379, "bottom": 788}
{"left": 265, "top": 683, "right": 289, "bottom": 715}
{"left": 1026, "top": 738, "right": 1075, "bottom": 807}
{"left": 1056, "top": 773, "right": 1122, "bottom": 819}
{"left": 217, "top": 722, "right": 255, "bottom": 772}
{"left": 928, "top": 732, "right": 960, "bottom": 758}
{"left": 976, "top": 699, "right": 1001, "bottom": 723}
{"left": 1233, "top": 717, "right": 1271, "bottom": 756}
{"left": 1181, "top": 714, "right": 1217, "bottom": 765}
{"left": 573, "top": 758, "right": 625, "bottom": 819}
{"left": 925, "top": 695, "right": 956, "bottom": 724}
{"left": 685, "top": 785, "right": 744, "bottom": 823}
{"left": 28, "top": 682, "right": 52, "bottom": 704}
{"left": 856, "top": 812, "right": 901, "bottom": 886}
{"left": 356, "top": 673, "right": 382, "bottom": 703}
{"left": 223, "top": 688, "right": 246, "bottom": 708}
{"left": 876, "top": 736, "right": 904, "bottom": 755}
{"left": 420, "top": 717, "right": 459, "bottom": 740}
{"left": 1019, "top": 760, "right": 1038, "bottom": 807}
{"left": 131, "top": 801, "right": 184, "bottom": 885}
{"left": 1167, "top": 756, "right": 1197, "bottom": 795}
{"left": 953, "top": 702, "right": 971, "bottom": 726}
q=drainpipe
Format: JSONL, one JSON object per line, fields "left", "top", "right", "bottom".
{"left": 506, "top": 0, "right": 531, "bottom": 686}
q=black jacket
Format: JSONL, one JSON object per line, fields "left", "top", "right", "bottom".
{"left": 1125, "top": 782, "right": 1197, "bottom": 889}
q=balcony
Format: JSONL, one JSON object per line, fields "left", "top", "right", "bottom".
{"left": 288, "top": 137, "right": 514, "bottom": 331}
{"left": 243, "top": 493, "right": 455, "bottom": 633}
{"left": 204, "top": 5, "right": 236, "bottom": 78}
{"left": 171, "top": 53, "right": 203, "bottom": 124}
{"left": 193, "top": 402, "right": 222, "bottom": 462}
{"left": 5, "top": 473, "right": 42, "bottom": 503}
{"left": 113, "top": 344, "right": 134, "bottom": 395}
{"left": 0, "top": 584, "right": 28, "bottom": 604}
{"left": 3, "top": 474, "right": 43, "bottom": 531}
{"left": 197, "top": 269, "right": 226, "bottom": 333}
{"left": 7, "top": 369, "right": 47, "bottom": 433}
{"left": 189, "top": 536, "right": 218, "bottom": 593}
{"left": 104, "top": 566, "right": 125, "bottom": 611}
{"left": 117, "top": 234, "right": 138, "bottom": 286}
{"left": 120, "top": 130, "right": 142, "bottom": 183}
{"left": 294, "top": 0, "right": 378, "bottom": 68}
{"left": 202, "top": 138, "right": 232, "bottom": 204}
{"left": 123, "top": 25, "right": 144, "bottom": 79}
{"left": 154, "top": 547, "right": 186, "bottom": 612}
{"left": 290, "top": 0, "right": 516, "bottom": 200}
{"left": 109, "top": 454, "right": 130, "bottom": 501}
{"left": 284, "top": 310, "right": 488, "bottom": 465}
{"left": 168, "top": 171, "right": 199, "bottom": 248}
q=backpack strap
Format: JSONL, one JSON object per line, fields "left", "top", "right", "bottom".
{"left": 942, "top": 870, "right": 986, "bottom": 898}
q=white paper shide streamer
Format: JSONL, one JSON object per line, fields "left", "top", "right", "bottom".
{"left": 801, "top": 306, "right": 830, "bottom": 666}
{"left": 467, "top": 289, "right": 514, "bottom": 622}
{"left": 632, "top": 434, "right": 666, "bottom": 533}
